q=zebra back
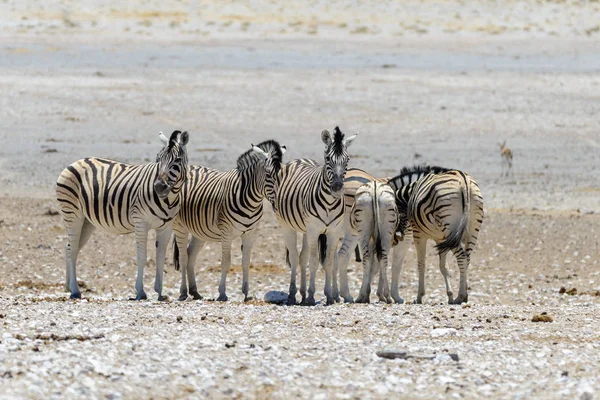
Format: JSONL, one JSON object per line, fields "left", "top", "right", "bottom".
{"left": 176, "top": 140, "right": 284, "bottom": 241}
{"left": 56, "top": 131, "right": 189, "bottom": 233}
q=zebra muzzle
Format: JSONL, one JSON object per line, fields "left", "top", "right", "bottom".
{"left": 154, "top": 180, "right": 170, "bottom": 198}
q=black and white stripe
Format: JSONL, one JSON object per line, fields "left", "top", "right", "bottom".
{"left": 173, "top": 140, "right": 285, "bottom": 301}
{"left": 387, "top": 165, "right": 484, "bottom": 304}
{"left": 56, "top": 130, "right": 189, "bottom": 300}
{"left": 272, "top": 127, "right": 357, "bottom": 306}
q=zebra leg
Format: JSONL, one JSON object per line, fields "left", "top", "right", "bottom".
{"left": 355, "top": 239, "right": 373, "bottom": 303}
{"left": 132, "top": 222, "right": 149, "bottom": 301}
{"left": 323, "top": 232, "right": 339, "bottom": 306}
{"left": 282, "top": 228, "right": 299, "bottom": 305}
{"left": 390, "top": 239, "right": 408, "bottom": 304}
{"left": 241, "top": 234, "right": 256, "bottom": 301}
{"left": 332, "top": 244, "right": 340, "bottom": 303}
{"left": 438, "top": 251, "right": 454, "bottom": 304}
{"left": 452, "top": 248, "right": 469, "bottom": 304}
{"left": 305, "top": 234, "right": 319, "bottom": 306}
{"left": 186, "top": 236, "right": 205, "bottom": 300}
{"left": 376, "top": 254, "right": 392, "bottom": 304}
{"left": 298, "top": 233, "right": 309, "bottom": 304}
{"left": 154, "top": 226, "right": 172, "bottom": 301}
{"left": 337, "top": 233, "right": 357, "bottom": 303}
{"left": 65, "top": 217, "right": 85, "bottom": 299}
{"left": 217, "top": 239, "right": 233, "bottom": 302}
{"left": 414, "top": 237, "right": 427, "bottom": 304}
{"left": 65, "top": 219, "right": 95, "bottom": 292}
{"left": 174, "top": 229, "right": 190, "bottom": 301}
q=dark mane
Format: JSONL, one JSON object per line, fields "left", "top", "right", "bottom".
{"left": 236, "top": 139, "right": 284, "bottom": 172}
{"left": 388, "top": 164, "right": 451, "bottom": 189}
{"left": 331, "top": 126, "right": 345, "bottom": 156}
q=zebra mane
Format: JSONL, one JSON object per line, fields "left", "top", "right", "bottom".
{"left": 236, "top": 140, "right": 284, "bottom": 172}
{"left": 331, "top": 126, "right": 345, "bottom": 156}
{"left": 388, "top": 164, "right": 451, "bottom": 189}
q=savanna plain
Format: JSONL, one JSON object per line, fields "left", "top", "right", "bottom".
{"left": 0, "top": 1, "right": 599, "bottom": 399}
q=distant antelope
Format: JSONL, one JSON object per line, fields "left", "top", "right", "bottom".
{"left": 499, "top": 141, "right": 513, "bottom": 177}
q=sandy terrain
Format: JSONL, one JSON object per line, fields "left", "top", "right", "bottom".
{"left": 1, "top": 1, "right": 599, "bottom": 399}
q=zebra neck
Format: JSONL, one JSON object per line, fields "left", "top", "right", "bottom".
{"left": 318, "top": 164, "right": 339, "bottom": 202}
{"left": 239, "top": 164, "right": 267, "bottom": 207}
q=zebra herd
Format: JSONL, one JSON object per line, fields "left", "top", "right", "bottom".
{"left": 56, "top": 127, "right": 484, "bottom": 305}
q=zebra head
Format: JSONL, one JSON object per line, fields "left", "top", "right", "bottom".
{"left": 321, "top": 126, "right": 357, "bottom": 196}
{"left": 154, "top": 130, "right": 189, "bottom": 198}
{"left": 250, "top": 140, "right": 286, "bottom": 178}
{"left": 250, "top": 140, "right": 287, "bottom": 204}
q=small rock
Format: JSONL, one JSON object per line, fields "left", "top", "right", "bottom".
{"left": 176, "top": 316, "right": 183, "bottom": 323}
{"left": 532, "top": 314, "right": 553, "bottom": 323}
{"left": 263, "top": 291, "right": 288, "bottom": 305}
{"left": 559, "top": 287, "right": 566, "bottom": 294}
{"left": 431, "top": 328, "right": 457, "bottom": 337}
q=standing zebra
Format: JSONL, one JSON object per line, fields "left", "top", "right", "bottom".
{"left": 387, "top": 165, "right": 484, "bottom": 304}
{"left": 349, "top": 180, "right": 399, "bottom": 304}
{"left": 56, "top": 130, "right": 189, "bottom": 300}
{"left": 333, "top": 168, "right": 386, "bottom": 303}
{"left": 173, "top": 140, "right": 285, "bottom": 302}
{"left": 272, "top": 127, "right": 356, "bottom": 306}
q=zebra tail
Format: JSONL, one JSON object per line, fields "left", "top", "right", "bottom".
{"left": 173, "top": 237, "right": 181, "bottom": 271}
{"left": 354, "top": 245, "right": 362, "bottom": 262}
{"left": 318, "top": 234, "right": 327, "bottom": 266}
{"left": 436, "top": 177, "right": 471, "bottom": 255}
{"left": 373, "top": 182, "right": 383, "bottom": 261}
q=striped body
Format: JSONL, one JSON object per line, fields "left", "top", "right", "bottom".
{"left": 349, "top": 181, "right": 398, "bottom": 303}
{"left": 389, "top": 166, "right": 484, "bottom": 304}
{"left": 272, "top": 127, "right": 357, "bottom": 306}
{"left": 274, "top": 159, "right": 345, "bottom": 232}
{"left": 173, "top": 140, "right": 284, "bottom": 301}
{"left": 176, "top": 164, "right": 265, "bottom": 241}
{"left": 57, "top": 158, "right": 181, "bottom": 234}
{"left": 56, "top": 130, "right": 189, "bottom": 300}
{"left": 334, "top": 168, "right": 390, "bottom": 303}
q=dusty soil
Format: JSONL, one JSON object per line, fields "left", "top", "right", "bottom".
{"left": 1, "top": 0, "right": 599, "bottom": 398}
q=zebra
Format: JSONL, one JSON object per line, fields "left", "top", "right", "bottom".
{"left": 387, "top": 165, "right": 484, "bottom": 304}
{"left": 333, "top": 168, "right": 385, "bottom": 303}
{"left": 56, "top": 130, "right": 189, "bottom": 300}
{"left": 272, "top": 127, "right": 356, "bottom": 306}
{"left": 349, "top": 180, "right": 399, "bottom": 304}
{"left": 173, "top": 140, "right": 286, "bottom": 302}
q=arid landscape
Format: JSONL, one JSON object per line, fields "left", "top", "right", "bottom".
{"left": 1, "top": 1, "right": 599, "bottom": 399}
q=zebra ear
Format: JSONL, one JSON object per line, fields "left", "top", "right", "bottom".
{"left": 343, "top": 134, "right": 358, "bottom": 148}
{"left": 179, "top": 131, "right": 189, "bottom": 146}
{"left": 280, "top": 145, "right": 287, "bottom": 155}
{"left": 251, "top": 144, "right": 269, "bottom": 159}
{"left": 158, "top": 131, "right": 169, "bottom": 146}
{"left": 321, "top": 129, "right": 331, "bottom": 146}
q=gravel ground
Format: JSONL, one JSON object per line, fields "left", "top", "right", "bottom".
{"left": 1, "top": 0, "right": 599, "bottom": 398}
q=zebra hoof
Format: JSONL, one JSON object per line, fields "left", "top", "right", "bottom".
{"left": 189, "top": 290, "right": 203, "bottom": 300}
{"left": 302, "top": 297, "right": 316, "bottom": 306}
{"left": 157, "top": 295, "right": 168, "bottom": 302}
{"left": 333, "top": 295, "right": 341, "bottom": 303}
{"left": 451, "top": 295, "right": 468, "bottom": 304}
{"left": 286, "top": 294, "right": 297, "bottom": 306}
{"left": 355, "top": 295, "right": 369, "bottom": 304}
{"left": 130, "top": 292, "right": 147, "bottom": 301}
{"left": 70, "top": 292, "right": 81, "bottom": 300}
{"left": 177, "top": 294, "right": 188, "bottom": 302}
{"left": 216, "top": 294, "right": 228, "bottom": 302}
{"left": 413, "top": 298, "right": 423, "bottom": 305}
{"left": 393, "top": 297, "right": 405, "bottom": 304}
{"left": 343, "top": 296, "right": 354, "bottom": 304}
{"left": 325, "top": 297, "right": 335, "bottom": 306}
{"left": 244, "top": 295, "right": 254, "bottom": 302}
